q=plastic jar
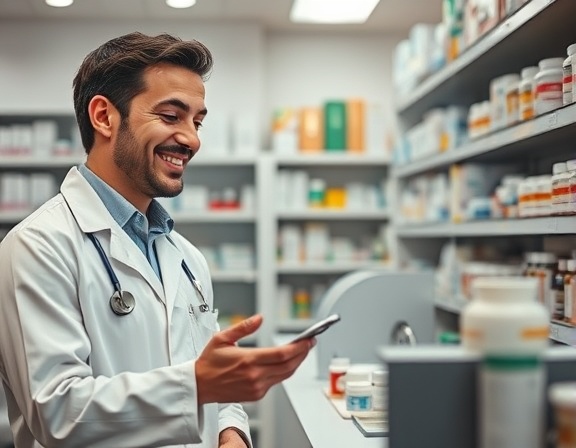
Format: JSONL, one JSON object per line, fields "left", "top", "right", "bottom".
{"left": 328, "top": 357, "right": 350, "bottom": 397}
{"left": 563, "top": 44, "right": 576, "bottom": 105}
{"left": 371, "top": 370, "right": 388, "bottom": 412}
{"left": 534, "top": 57, "right": 564, "bottom": 116}
{"left": 518, "top": 66, "right": 539, "bottom": 121}
{"left": 504, "top": 74, "right": 521, "bottom": 127}
{"left": 461, "top": 276, "right": 549, "bottom": 448}
{"left": 565, "top": 159, "right": 576, "bottom": 215}
{"left": 549, "top": 382, "right": 576, "bottom": 448}
{"left": 552, "top": 162, "right": 569, "bottom": 216}
{"left": 345, "top": 380, "right": 373, "bottom": 414}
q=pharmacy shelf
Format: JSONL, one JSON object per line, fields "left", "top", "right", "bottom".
{"left": 436, "top": 299, "right": 576, "bottom": 346}
{"left": 172, "top": 211, "right": 256, "bottom": 223}
{"left": 0, "top": 155, "right": 85, "bottom": 168}
{"left": 277, "top": 209, "right": 390, "bottom": 220}
{"left": 276, "top": 261, "right": 391, "bottom": 275}
{"left": 210, "top": 270, "right": 257, "bottom": 282}
{"left": 397, "top": 216, "right": 576, "bottom": 238}
{"left": 275, "top": 154, "right": 390, "bottom": 166}
{"left": 549, "top": 321, "right": 576, "bottom": 346}
{"left": 393, "top": 103, "right": 576, "bottom": 178}
{"left": 396, "top": 0, "right": 576, "bottom": 126}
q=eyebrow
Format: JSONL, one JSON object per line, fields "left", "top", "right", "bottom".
{"left": 154, "top": 98, "right": 208, "bottom": 116}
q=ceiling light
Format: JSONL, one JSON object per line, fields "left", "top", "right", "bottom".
{"left": 166, "top": 0, "right": 197, "bottom": 8}
{"left": 45, "top": 0, "right": 73, "bottom": 7}
{"left": 290, "top": 0, "right": 380, "bottom": 24}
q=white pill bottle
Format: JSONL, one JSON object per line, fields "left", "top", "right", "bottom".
{"left": 461, "top": 276, "right": 549, "bottom": 448}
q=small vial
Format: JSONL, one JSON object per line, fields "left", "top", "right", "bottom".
{"left": 371, "top": 370, "right": 388, "bottom": 412}
{"left": 329, "top": 357, "right": 350, "bottom": 398}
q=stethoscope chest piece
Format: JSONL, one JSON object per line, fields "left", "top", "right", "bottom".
{"left": 110, "top": 290, "right": 136, "bottom": 316}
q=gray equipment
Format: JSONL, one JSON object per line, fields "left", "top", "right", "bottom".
{"left": 314, "top": 270, "right": 435, "bottom": 379}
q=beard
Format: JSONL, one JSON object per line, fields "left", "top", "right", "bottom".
{"left": 113, "top": 120, "right": 184, "bottom": 198}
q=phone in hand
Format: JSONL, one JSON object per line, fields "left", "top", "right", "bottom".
{"left": 289, "top": 314, "right": 341, "bottom": 343}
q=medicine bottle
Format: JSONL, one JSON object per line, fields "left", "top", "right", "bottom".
{"left": 461, "top": 276, "right": 549, "bottom": 448}
{"left": 563, "top": 259, "right": 576, "bottom": 323}
{"left": 552, "top": 162, "right": 569, "bottom": 216}
{"left": 328, "top": 357, "right": 350, "bottom": 397}
{"left": 345, "top": 380, "right": 373, "bottom": 415}
{"left": 563, "top": 44, "right": 576, "bottom": 105}
{"left": 565, "top": 159, "right": 576, "bottom": 215}
{"left": 553, "top": 259, "right": 568, "bottom": 321}
{"left": 548, "top": 382, "right": 576, "bottom": 448}
{"left": 371, "top": 370, "right": 388, "bottom": 412}
{"left": 534, "top": 57, "right": 564, "bottom": 116}
{"left": 518, "top": 66, "right": 539, "bottom": 121}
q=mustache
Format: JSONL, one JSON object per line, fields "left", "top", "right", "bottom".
{"left": 155, "top": 144, "right": 193, "bottom": 159}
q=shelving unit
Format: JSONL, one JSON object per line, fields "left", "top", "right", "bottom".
{"left": 392, "top": 0, "right": 576, "bottom": 347}
{"left": 270, "top": 153, "right": 391, "bottom": 332}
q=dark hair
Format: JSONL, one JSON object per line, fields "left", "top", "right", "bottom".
{"left": 73, "top": 32, "right": 213, "bottom": 152}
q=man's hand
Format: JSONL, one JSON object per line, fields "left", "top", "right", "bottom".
{"left": 196, "top": 315, "right": 314, "bottom": 404}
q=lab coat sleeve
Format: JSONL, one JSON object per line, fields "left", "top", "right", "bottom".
{"left": 177, "top": 236, "right": 253, "bottom": 447}
{"left": 0, "top": 225, "right": 204, "bottom": 448}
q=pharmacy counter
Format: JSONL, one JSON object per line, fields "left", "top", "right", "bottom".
{"left": 274, "top": 335, "right": 386, "bottom": 448}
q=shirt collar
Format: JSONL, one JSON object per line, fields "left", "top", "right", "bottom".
{"left": 77, "top": 164, "right": 174, "bottom": 235}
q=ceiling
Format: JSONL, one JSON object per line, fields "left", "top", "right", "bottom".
{"left": 0, "top": 0, "right": 443, "bottom": 33}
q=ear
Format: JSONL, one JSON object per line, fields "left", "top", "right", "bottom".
{"left": 88, "top": 95, "right": 118, "bottom": 139}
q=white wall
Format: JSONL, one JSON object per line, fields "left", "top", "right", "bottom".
{"left": 0, "top": 19, "right": 265, "bottom": 133}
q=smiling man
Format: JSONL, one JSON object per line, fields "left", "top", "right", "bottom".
{"left": 0, "top": 32, "right": 314, "bottom": 448}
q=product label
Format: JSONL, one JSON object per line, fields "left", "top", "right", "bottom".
{"left": 346, "top": 395, "right": 372, "bottom": 412}
{"left": 480, "top": 366, "right": 545, "bottom": 448}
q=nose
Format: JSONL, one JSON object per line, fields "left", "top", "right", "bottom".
{"left": 174, "top": 121, "right": 201, "bottom": 153}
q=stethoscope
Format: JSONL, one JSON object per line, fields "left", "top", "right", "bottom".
{"left": 86, "top": 232, "right": 210, "bottom": 316}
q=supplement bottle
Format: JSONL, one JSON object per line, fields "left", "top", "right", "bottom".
{"left": 565, "top": 159, "right": 576, "bottom": 215}
{"left": 328, "top": 357, "right": 350, "bottom": 397}
{"left": 345, "top": 381, "right": 373, "bottom": 415}
{"left": 563, "top": 44, "right": 576, "bottom": 105}
{"left": 563, "top": 259, "right": 576, "bottom": 324}
{"left": 371, "top": 370, "right": 388, "bottom": 412}
{"left": 519, "top": 66, "right": 539, "bottom": 121}
{"left": 461, "top": 276, "right": 549, "bottom": 448}
{"left": 552, "top": 162, "right": 569, "bottom": 216}
{"left": 535, "top": 57, "right": 564, "bottom": 116}
{"left": 549, "top": 382, "right": 576, "bottom": 448}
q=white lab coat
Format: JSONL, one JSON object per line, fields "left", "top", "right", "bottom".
{"left": 0, "top": 167, "right": 251, "bottom": 448}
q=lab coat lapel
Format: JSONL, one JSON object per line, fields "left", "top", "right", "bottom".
{"left": 60, "top": 167, "right": 166, "bottom": 305}
{"left": 154, "top": 236, "right": 184, "bottom": 321}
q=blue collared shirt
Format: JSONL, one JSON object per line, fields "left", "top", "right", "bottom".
{"left": 78, "top": 164, "right": 174, "bottom": 281}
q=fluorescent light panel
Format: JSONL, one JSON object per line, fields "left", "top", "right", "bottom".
{"left": 290, "top": 0, "right": 380, "bottom": 24}
{"left": 45, "top": 0, "right": 73, "bottom": 7}
{"left": 166, "top": 0, "right": 197, "bottom": 8}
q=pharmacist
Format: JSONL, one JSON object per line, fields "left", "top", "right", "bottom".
{"left": 0, "top": 31, "right": 314, "bottom": 447}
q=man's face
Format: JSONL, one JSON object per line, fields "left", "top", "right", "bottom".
{"left": 112, "top": 63, "right": 207, "bottom": 201}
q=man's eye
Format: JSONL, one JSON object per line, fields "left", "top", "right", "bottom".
{"left": 158, "top": 113, "right": 178, "bottom": 122}
{"left": 194, "top": 121, "right": 203, "bottom": 130}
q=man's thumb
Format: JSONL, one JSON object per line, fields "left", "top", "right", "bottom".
{"left": 220, "top": 314, "right": 263, "bottom": 344}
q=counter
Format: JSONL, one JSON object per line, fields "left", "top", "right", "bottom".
{"left": 275, "top": 334, "right": 387, "bottom": 448}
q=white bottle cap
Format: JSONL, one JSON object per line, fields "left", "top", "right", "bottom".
{"left": 372, "top": 370, "right": 388, "bottom": 386}
{"left": 471, "top": 276, "right": 538, "bottom": 303}
{"left": 553, "top": 162, "right": 568, "bottom": 174}
{"left": 549, "top": 382, "right": 576, "bottom": 409}
{"left": 568, "top": 259, "right": 576, "bottom": 272}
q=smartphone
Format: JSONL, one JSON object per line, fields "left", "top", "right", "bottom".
{"left": 289, "top": 313, "right": 341, "bottom": 343}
